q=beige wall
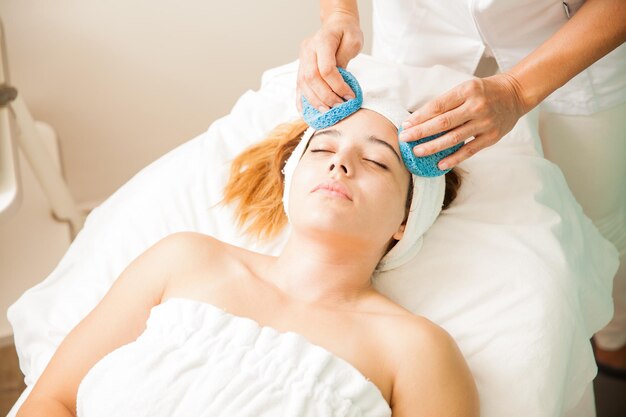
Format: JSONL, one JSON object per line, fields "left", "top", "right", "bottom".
{"left": 0, "top": 0, "right": 372, "bottom": 206}
{"left": 0, "top": 1, "right": 372, "bottom": 339}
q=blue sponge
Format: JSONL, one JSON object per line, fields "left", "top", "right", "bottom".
{"left": 300, "top": 66, "right": 462, "bottom": 177}
{"left": 398, "top": 127, "right": 463, "bottom": 177}
{"left": 301, "top": 67, "right": 363, "bottom": 129}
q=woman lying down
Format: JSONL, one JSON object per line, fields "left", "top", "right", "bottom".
{"left": 17, "top": 94, "right": 479, "bottom": 417}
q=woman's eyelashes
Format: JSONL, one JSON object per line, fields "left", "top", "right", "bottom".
{"left": 309, "top": 148, "right": 388, "bottom": 170}
{"left": 364, "top": 159, "right": 388, "bottom": 170}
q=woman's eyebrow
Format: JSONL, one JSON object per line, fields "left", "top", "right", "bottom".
{"left": 366, "top": 136, "right": 401, "bottom": 162}
{"left": 311, "top": 129, "right": 402, "bottom": 162}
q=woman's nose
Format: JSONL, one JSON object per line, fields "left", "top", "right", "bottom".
{"left": 329, "top": 162, "right": 348, "bottom": 174}
{"left": 328, "top": 156, "right": 350, "bottom": 175}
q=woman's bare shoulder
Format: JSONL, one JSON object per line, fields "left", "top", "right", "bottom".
{"left": 379, "top": 308, "right": 479, "bottom": 417}
{"left": 155, "top": 231, "right": 249, "bottom": 268}
{"left": 367, "top": 297, "right": 449, "bottom": 345}
{"left": 372, "top": 304, "right": 452, "bottom": 361}
{"left": 156, "top": 232, "right": 269, "bottom": 296}
{"left": 157, "top": 230, "right": 228, "bottom": 252}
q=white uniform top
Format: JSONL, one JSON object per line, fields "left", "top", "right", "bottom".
{"left": 371, "top": 0, "right": 626, "bottom": 115}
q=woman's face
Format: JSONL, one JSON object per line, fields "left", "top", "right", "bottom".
{"left": 289, "top": 109, "right": 411, "bottom": 252}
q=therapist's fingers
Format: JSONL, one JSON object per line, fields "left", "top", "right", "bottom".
{"left": 303, "top": 62, "right": 344, "bottom": 111}
{"left": 436, "top": 134, "right": 498, "bottom": 170}
{"left": 298, "top": 76, "right": 327, "bottom": 113}
{"left": 402, "top": 87, "right": 465, "bottom": 129}
{"left": 399, "top": 105, "right": 471, "bottom": 144}
{"left": 297, "top": 38, "right": 342, "bottom": 112}
{"left": 401, "top": 74, "right": 527, "bottom": 163}
{"left": 296, "top": 52, "right": 316, "bottom": 114}
{"left": 296, "top": 45, "right": 329, "bottom": 112}
{"left": 316, "top": 43, "right": 356, "bottom": 102}
{"left": 296, "top": 13, "right": 363, "bottom": 114}
{"left": 409, "top": 121, "right": 477, "bottom": 157}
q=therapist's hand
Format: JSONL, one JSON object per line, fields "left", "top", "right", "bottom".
{"left": 399, "top": 73, "right": 528, "bottom": 170}
{"left": 296, "top": 12, "right": 364, "bottom": 114}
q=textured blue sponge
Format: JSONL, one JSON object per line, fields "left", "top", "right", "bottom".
{"left": 301, "top": 67, "right": 363, "bottom": 129}
{"left": 398, "top": 127, "right": 463, "bottom": 177}
{"left": 300, "top": 66, "right": 462, "bottom": 177}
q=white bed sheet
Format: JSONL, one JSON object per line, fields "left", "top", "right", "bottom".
{"left": 7, "top": 54, "right": 619, "bottom": 417}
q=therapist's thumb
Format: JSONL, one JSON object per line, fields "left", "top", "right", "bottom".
{"left": 335, "top": 32, "right": 363, "bottom": 68}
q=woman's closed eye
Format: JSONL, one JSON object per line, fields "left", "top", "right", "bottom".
{"left": 310, "top": 148, "right": 388, "bottom": 170}
{"left": 364, "top": 158, "right": 388, "bottom": 170}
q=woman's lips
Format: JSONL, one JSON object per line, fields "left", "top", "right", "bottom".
{"left": 311, "top": 181, "right": 353, "bottom": 201}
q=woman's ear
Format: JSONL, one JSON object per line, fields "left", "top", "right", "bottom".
{"left": 392, "top": 224, "right": 406, "bottom": 241}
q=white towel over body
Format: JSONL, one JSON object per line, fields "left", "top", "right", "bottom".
{"left": 76, "top": 298, "right": 392, "bottom": 417}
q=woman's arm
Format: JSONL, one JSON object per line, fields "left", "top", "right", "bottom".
{"left": 15, "top": 232, "right": 192, "bottom": 416}
{"left": 391, "top": 319, "right": 480, "bottom": 417}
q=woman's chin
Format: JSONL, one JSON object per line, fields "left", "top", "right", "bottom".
{"left": 291, "top": 214, "right": 357, "bottom": 238}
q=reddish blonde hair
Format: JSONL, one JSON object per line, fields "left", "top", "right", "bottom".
{"left": 222, "top": 118, "right": 462, "bottom": 240}
{"left": 222, "top": 119, "right": 309, "bottom": 240}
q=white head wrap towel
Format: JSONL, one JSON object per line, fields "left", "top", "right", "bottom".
{"left": 283, "top": 93, "right": 446, "bottom": 272}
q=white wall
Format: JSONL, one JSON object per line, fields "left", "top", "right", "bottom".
{"left": 0, "top": 1, "right": 372, "bottom": 338}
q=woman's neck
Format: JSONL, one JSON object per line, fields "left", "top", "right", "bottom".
{"left": 261, "top": 231, "right": 383, "bottom": 311}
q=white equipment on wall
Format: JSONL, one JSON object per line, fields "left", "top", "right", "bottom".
{"left": 0, "top": 18, "right": 86, "bottom": 239}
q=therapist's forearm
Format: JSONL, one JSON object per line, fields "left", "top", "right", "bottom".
{"left": 507, "top": 0, "right": 626, "bottom": 113}
{"left": 320, "top": 0, "right": 359, "bottom": 24}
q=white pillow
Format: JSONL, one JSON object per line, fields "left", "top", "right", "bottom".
{"left": 7, "top": 54, "right": 618, "bottom": 417}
